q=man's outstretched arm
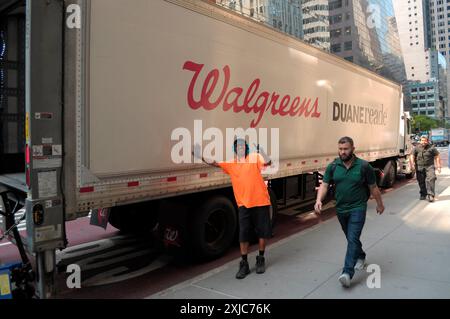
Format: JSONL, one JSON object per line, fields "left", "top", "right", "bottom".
{"left": 192, "top": 143, "right": 220, "bottom": 168}
{"left": 255, "top": 144, "right": 272, "bottom": 167}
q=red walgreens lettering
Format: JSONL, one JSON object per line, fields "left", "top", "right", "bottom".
{"left": 183, "top": 61, "right": 321, "bottom": 128}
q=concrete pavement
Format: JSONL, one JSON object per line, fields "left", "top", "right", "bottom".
{"left": 149, "top": 167, "right": 450, "bottom": 299}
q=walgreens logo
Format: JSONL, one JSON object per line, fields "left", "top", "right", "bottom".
{"left": 183, "top": 61, "right": 321, "bottom": 128}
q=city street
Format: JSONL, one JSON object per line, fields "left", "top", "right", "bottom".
{"left": 1, "top": 149, "right": 447, "bottom": 298}
{"left": 2, "top": 0, "right": 450, "bottom": 301}
{"left": 152, "top": 170, "right": 450, "bottom": 299}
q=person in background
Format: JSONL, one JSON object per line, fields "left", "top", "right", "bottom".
{"left": 410, "top": 135, "right": 441, "bottom": 202}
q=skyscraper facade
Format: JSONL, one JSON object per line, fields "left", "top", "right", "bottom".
{"left": 302, "top": 0, "right": 330, "bottom": 51}
{"left": 394, "top": 0, "right": 448, "bottom": 120}
{"left": 429, "top": 0, "right": 450, "bottom": 121}
{"left": 216, "top": 0, "right": 304, "bottom": 40}
{"left": 328, "top": 0, "right": 407, "bottom": 87}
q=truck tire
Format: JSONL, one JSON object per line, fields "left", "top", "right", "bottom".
{"left": 380, "top": 160, "right": 396, "bottom": 188}
{"left": 108, "top": 201, "right": 158, "bottom": 234}
{"left": 190, "top": 196, "right": 237, "bottom": 260}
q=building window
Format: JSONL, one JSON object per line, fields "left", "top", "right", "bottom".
{"left": 331, "top": 43, "right": 341, "bottom": 53}
{"left": 329, "top": 14, "right": 343, "bottom": 24}
{"left": 330, "top": 29, "right": 342, "bottom": 38}
{"left": 345, "top": 26, "right": 351, "bottom": 35}
{"left": 344, "top": 41, "right": 352, "bottom": 51}
{"left": 344, "top": 56, "right": 353, "bottom": 62}
{"left": 428, "top": 102, "right": 435, "bottom": 107}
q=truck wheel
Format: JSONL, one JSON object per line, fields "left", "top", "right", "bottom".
{"left": 190, "top": 196, "right": 237, "bottom": 260}
{"left": 380, "top": 160, "right": 396, "bottom": 188}
{"left": 108, "top": 201, "right": 158, "bottom": 234}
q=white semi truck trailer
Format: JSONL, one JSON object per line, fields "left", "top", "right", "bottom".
{"left": 0, "top": 0, "right": 414, "bottom": 298}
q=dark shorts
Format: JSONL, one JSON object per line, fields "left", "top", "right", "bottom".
{"left": 238, "top": 205, "right": 272, "bottom": 242}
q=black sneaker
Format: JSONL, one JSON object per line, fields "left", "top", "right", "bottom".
{"left": 236, "top": 260, "right": 250, "bottom": 279}
{"left": 420, "top": 195, "right": 427, "bottom": 200}
{"left": 428, "top": 195, "right": 435, "bottom": 202}
{"left": 256, "top": 256, "right": 265, "bottom": 274}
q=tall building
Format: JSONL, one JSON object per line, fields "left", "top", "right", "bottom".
{"left": 302, "top": 0, "right": 330, "bottom": 51}
{"left": 216, "top": 0, "right": 303, "bottom": 40}
{"left": 393, "top": 0, "right": 431, "bottom": 82}
{"left": 394, "top": 0, "right": 448, "bottom": 121}
{"left": 429, "top": 0, "right": 450, "bottom": 122}
{"left": 328, "top": 0, "right": 407, "bottom": 87}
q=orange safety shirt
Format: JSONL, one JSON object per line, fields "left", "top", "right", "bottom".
{"left": 218, "top": 153, "right": 270, "bottom": 208}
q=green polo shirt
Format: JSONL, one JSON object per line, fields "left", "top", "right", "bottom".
{"left": 323, "top": 157, "right": 376, "bottom": 214}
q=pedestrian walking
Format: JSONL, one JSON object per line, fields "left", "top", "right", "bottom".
{"left": 314, "top": 136, "right": 385, "bottom": 288}
{"left": 410, "top": 135, "right": 441, "bottom": 202}
{"left": 192, "top": 139, "right": 272, "bottom": 279}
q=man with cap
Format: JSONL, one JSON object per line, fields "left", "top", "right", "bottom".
{"left": 410, "top": 135, "right": 441, "bottom": 202}
{"left": 192, "top": 139, "right": 272, "bottom": 279}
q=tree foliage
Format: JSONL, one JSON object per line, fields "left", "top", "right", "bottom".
{"left": 411, "top": 115, "right": 441, "bottom": 132}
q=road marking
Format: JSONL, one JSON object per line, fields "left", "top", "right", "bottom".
{"left": 82, "top": 255, "right": 172, "bottom": 287}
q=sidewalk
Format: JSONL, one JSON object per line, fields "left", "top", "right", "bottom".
{"left": 149, "top": 168, "right": 450, "bottom": 299}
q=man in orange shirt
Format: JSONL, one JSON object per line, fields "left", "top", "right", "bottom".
{"left": 193, "top": 139, "right": 272, "bottom": 279}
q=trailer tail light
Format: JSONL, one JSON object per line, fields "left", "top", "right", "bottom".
{"left": 25, "top": 144, "right": 30, "bottom": 164}
{"left": 167, "top": 177, "right": 177, "bottom": 182}
{"left": 26, "top": 168, "right": 30, "bottom": 188}
{"left": 128, "top": 181, "right": 139, "bottom": 187}
{"left": 25, "top": 144, "right": 30, "bottom": 188}
{"left": 80, "top": 187, "right": 94, "bottom": 193}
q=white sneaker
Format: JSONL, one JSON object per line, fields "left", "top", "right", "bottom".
{"left": 338, "top": 273, "right": 351, "bottom": 288}
{"left": 354, "top": 258, "right": 366, "bottom": 271}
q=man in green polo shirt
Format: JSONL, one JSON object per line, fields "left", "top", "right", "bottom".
{"left": 314, "top": 136, "right": 385, "bottom": 288}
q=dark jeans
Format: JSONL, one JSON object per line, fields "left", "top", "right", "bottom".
{"left": 337, "top": 209, "right": 367, "bottom": 278}
{"left": 416, "top": 166, "right": 436, "bottom": 197}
